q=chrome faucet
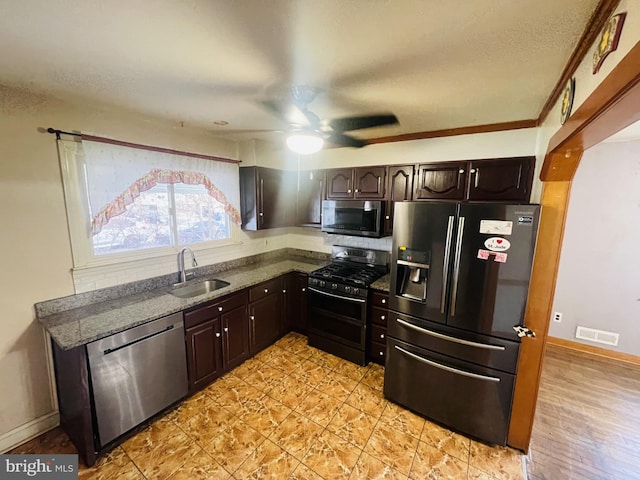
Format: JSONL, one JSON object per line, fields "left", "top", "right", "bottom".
{"left": 177, "top": 247, "right": 198, "bottom": 283}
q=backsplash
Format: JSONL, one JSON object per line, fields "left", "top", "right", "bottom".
{"left": 36, "top": 247, "right": 330, "bottom": 317}
{"left": 70, "top": 226, "right": 391, "bottom": 294}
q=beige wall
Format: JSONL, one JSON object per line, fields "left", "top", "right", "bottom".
{"left": 535, "top": 1, "right": 640, "bottom": 350}
{"left": 0, "top": 85, "right": 254, "bottom": 451}
{"left": 550, "top": 139, "right": 640, "bottom": 354}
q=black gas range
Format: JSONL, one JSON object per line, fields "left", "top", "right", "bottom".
{"left": 307, "top": 246, "right": 389, "bottom": 365}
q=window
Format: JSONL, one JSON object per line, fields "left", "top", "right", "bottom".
{"left": 57, "top": 138, "right": 241, "bottom": 267}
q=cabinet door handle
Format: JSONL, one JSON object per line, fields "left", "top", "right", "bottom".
{"left": 470, "top": 168, "right": 476, "bottom": 174}
{"left": 264, "top": 288, "right": 269, "bottom": 293}
{"left": 347, "top": 189, "right": 352, "bottom": 193}
{"left": 250, "top": 315, "right": 255, "bottom": 320}
{"left": 354, "top": 188, "right": 359, "bottom": 193}
{"left": 259, "top": 212, "right": 264, "bottom": 216}
{"left": 302, "top": 287, "right": 306, "bottom": 292}
{"left": 385, "top": 215, "right": 390, "bottom": 220}
{"left": 224, "top": 327, "right": 229, "bottom": 332}
{"left": 379, "top": 351, "right": 384, "bottom": 356}
{"left": 459, "top": 169, "right": 465, "bottom": 174}
{"left": 215, "top": 332, "right": 221, "bottom": 338}
{"left": 282, "top": 289, "right": 286, "bottom": 293}
{"left": 380, "top": 333, "right": 385, "bottom": 339}
{"left": 381, "top": 299, "right": 386, "bottom": 304}
{"left": 381, "top": 315, "right": 386, "bottom": 320}
{"left": 218, "top": 306, "right": 223, "bottom": 312}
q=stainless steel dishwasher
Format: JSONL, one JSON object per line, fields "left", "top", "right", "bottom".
{"left": 87, "top": 312, "right": 188, "bottom": 447}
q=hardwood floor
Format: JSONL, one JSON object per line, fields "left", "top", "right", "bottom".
{"left": 526, "top": 344, "right": 640, "bottom": 480}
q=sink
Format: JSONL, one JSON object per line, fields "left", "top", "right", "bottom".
{"left": 169, "top": 279, "right": 230, "bottom": 298}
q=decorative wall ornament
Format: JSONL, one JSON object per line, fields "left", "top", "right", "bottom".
{"left": 592, "top": 12, "right": 626, "bottom": 74}
{"left": 560, "top": 77, "right": 575, "bottom": 125}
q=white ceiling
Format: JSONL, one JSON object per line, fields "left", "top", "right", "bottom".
{"left": 0, "top": 0, "right": 600, "bottom": 143}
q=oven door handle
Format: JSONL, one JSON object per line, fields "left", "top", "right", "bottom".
{"left": 396, "top": 318, "right": 505, "bottom": 351}
{"left": 308, "top": 287, "right": 366, "bottom": 303}
{"left": 394, "top": 346, "right": 500, "bottom": 383}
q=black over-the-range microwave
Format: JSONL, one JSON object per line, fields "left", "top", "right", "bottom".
{"left": 321, "top": 200, "right": 385, "bottom": 238}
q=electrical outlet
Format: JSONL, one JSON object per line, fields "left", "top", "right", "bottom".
{"left": 553, "top": 312, "right": 563, "bottom": 323}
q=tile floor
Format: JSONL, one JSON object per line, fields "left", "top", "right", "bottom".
{"left": 11, "top": 332, "right": 524, "bottom": 479}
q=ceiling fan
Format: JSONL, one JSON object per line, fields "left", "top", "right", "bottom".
{"left": 260, "top": 85, "right": 399, "bottom": 154}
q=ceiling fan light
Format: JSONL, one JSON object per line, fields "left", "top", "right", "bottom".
{"left": 286, "top": 132, "right": 324, "bottom": 154}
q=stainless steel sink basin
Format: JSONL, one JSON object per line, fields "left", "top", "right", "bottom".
{"left": 169, "top": 279, "right": 230, "bottom": 298}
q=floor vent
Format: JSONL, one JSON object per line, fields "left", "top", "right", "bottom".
{"left": 575, "top": 326, "right": 619, "bottom": 346}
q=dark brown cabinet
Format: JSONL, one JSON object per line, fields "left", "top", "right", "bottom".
{"left": 384, "top": 165, "right": 414, "bottom": 235}
{"left": 184, "top": 290, "right": 249, "bottom": 393}
{"left": 220, "top": 303, "right": 250, "bottom": 371}
{"left": 296, "top": 170, "right": 324, "bottom": 226}
{"left": 467, "top": 157, "right": 533, "bottom": 201}
{"left": 325, "top": 168, "right": 354, "bottom": 199}
{"left": 414, "top": 157, "right": 534, "bottom": 202}
{"left": 240, "top": 167, "right": 295, "bottom": 230}
{"left": 248, "top": 277, "right": 284, "bottom": 354}
{"left": 325, "top": 166, "right": 386, "bottom": 200}
{"left": 284, "top": 272, "right": 308, "bottom": 333}
{"left": 185, "top": 320, "right": 222, "bottom": 392}
{"left": 414, "top": 162, "right": 467, "bottom": 200}
{"left": 368, "top": 290, "right": 389, "bottom": 365}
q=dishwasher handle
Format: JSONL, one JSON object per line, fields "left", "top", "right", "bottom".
{"left": 102, "top": 324, "right": 177, "bottom": 355}
{"left": 87, "top": 312, "right": 184, "bottom": 359}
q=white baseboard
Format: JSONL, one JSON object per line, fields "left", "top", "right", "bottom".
{"left": 0, "top": 411, "right": 60, "bottom": 453}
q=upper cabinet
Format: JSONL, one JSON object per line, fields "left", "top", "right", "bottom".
{"left": 467, "top": 157, "right": 533, "bottom": 201}
{"left": 240, "top": 157, "right": 534, "bottom": 232}
{"left": 296, "top": 170, "right": 325, "bottom": 227}
{"left": 414, "top": 162, "right": 467, "bottom": 200}
{"left": 326, "top": 166, "right": 386, "bottom": 200}
{"left": 240, "top": 167, "right": 295, "bottom": 230}
{"left": 384, "top": 165, "right": 414, "bottom": 236}
{"left": 415, "top": 156, "right": 534, "bottom": 202}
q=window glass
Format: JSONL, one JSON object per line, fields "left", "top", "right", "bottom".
{"left": 175, "top": 183, "right": 230, "bottom": 244}
{"left": 92, "top": 184, "right": 172, "bottom": 255}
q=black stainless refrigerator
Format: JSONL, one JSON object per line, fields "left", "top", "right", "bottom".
{"left": 383, "top": 202, "right": 540, "bottom": 446}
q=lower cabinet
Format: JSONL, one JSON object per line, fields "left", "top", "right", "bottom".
{"left": 248, "top": 277, "right": 284, "bottom": 354}
{"left": 184, "top": 290, "right": 249, "bottom": 393}
{"left": 284, "top": 272, "right": 309, "bottom": 333}
{"left": 185, "top": 319, "right": 223, "bottom": 392}
{"left": 368, "top": 290, "right": 389, "bottom": 365}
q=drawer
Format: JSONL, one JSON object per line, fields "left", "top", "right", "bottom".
{"left": 249, "top": 278, "right": 281, "bottom": 303}
{"left": 387, "top": 311, "right": 520, "bottom": 373}
{"left": 185, "top": 291, "right": 247, "bottom": 329}
{"left": 370, "top": 306, "right": 388, "bottom": 326}
{"left": 370, "top": 324, "right": 387, "bottom": 344}
{"left": 369, "top": 341, "right": 386, "bottom": 364}
{"left": 370, "top": 290, "right": 389, "bottom": 308}
{"left": 384, "top": 337, "right": 514, "bottom": 445}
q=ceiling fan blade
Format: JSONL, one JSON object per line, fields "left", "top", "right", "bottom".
{"left": 329, "top": 114, "right": 398, "bottom": 132}
{"left": 259, "top": 99, "right": 310, "bottom": 127}
{"left": 327, "top": 133, "right": 367, "bottom": 148}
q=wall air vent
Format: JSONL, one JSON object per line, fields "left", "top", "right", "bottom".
{"left": 575, "top": 326, "right": 620, "bottom": 346}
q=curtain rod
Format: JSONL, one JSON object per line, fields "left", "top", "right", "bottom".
{"left": 46, "top": 127, "right": 241, "bottom": 165}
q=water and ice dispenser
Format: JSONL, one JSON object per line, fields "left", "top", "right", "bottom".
{"left": 394, "top": 247, "right": 430, "bottom": 302}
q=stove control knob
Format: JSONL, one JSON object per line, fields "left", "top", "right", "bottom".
{"left": 353, "top": 288, "right": 360, "bottom": 295}
{"left": 319, "top": 281, "right": 325, "bottom": 287}
{"left": 345, "top": 286, "right": 351, "bottom": 293}
{"left": 331, "top": 283, "right": 338, "bottom": 289}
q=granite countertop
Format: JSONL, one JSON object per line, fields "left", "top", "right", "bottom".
{"left": 371, "top": 274, "right": 390, "bottom": 293}
{"left": 39, "top": 257, "right": 326, "bottom": 350}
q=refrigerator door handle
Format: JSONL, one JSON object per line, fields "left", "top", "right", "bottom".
{"left": 440, "top": 215, "right": 455, "bottom": 313}
{"left": 396, "top": 319, "right": 506, "bottom": 351}
{"left": 394, "top": 345, "right": 501, "bottom": 382}
{"left": 449, "top": 216, "right": 465, "bottom": 316}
